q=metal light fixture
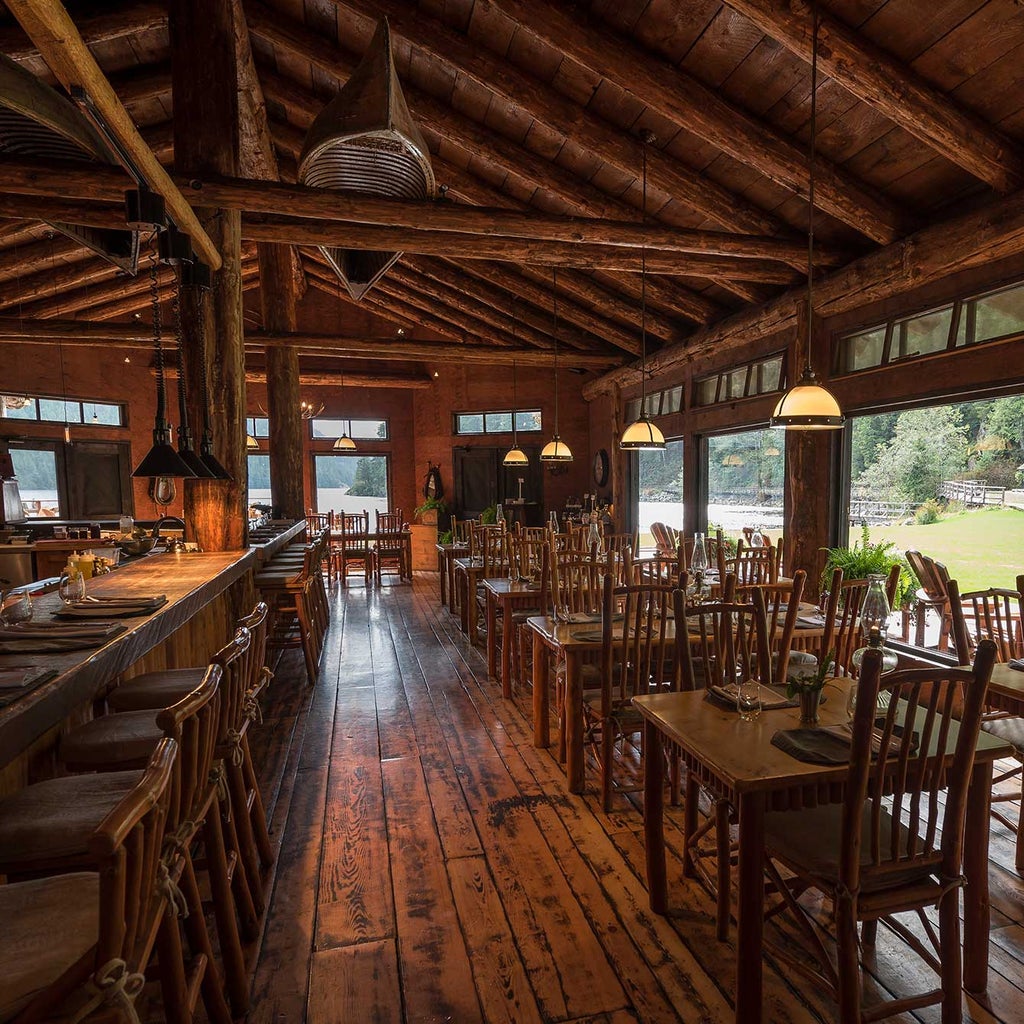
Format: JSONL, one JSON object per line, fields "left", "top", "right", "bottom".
{"left": 333, "top": 372, "right": 357, "bottom": 450}
{"left": 770, "top": 8, "right": 845, "bottom": 432}
{"left": 620, "top": 131, "right": 666, "bottom": 451}
{"left": 504, "top": 308, "right": 528, "bottom": 467}
{"left": 300, "top": 399, "right": 325, "bottom": 419}
{"left": 540, "top": 270, "right": 572, "bottom": 463}
{"left": 181, "top": 260, "right": 231, "bottom": 480}
{"left": 132, "top": 233, "right": 197, "bottom": 479}
{"left": 246, "top": 433, "right": 260, "bottom": 451}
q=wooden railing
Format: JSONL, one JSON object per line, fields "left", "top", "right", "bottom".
{"left": 938, "top": 480, "right": 1006, "bottom": 506}
{"left": 848, "top": 497, "right": 913, "bottom": 523}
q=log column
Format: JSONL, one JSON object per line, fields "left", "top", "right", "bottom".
{"left": 171, "top": 0, "right": 246, "bottom": 550}
{"left": 258, "top": 242, "right": 304, "bottom": 519}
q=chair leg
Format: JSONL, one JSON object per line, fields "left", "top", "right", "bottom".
{"left": 228, "top": 755, "right": 266, "bottom": 914}
{"left": 180, "top": 853, "right": 233, "bottom": 1024}
{"left": 601, "top": 718, "right": 614, "bottom": 812}
{"left": 938, "top": 890, "right": 963, "bottom": 1023}
{"left": 834, "top": 893, "right": 861, "bottom": 1024}
{"left": 715, "top": 800, "right": 731, "bottom": 941}
{"left": 242, "top": 737, "right": 275, "bottom": 870}
{"left": 155, "top": 901, "right": 194, "bottom": 1024}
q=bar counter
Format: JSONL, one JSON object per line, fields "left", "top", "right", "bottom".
{"left": 0, "top": 548, "right": 258, "bottom": 793}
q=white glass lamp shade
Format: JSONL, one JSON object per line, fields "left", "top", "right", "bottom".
{"left": 503, "top": 445, "right": 529, "bottom": 467}
{"left": 540, "top": 435, "right": 573, "bottom": 462}
{"left": 333, "top": 432, "right": 357, "bottom": 451}
{"left": 620, "top": 414, "right": 666, "bottom": 450}
{"left": 770, "top": 369, "right": 844, "bottom": 430}
{"left": 245, "top": 433, "right": 260, "bottom": 451}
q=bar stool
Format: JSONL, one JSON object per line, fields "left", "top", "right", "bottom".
{"left": 0, "top": 739, "right": 176, "bottom": 1024}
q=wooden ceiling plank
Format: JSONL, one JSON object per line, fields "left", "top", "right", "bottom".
{"left": 724, "top": 0, "right": 1023, "bottom": 193}
{"left": 487, "top": 0, "right": 909, "bottom": 243}
{"left": 4, "top": 0, "right": 222, "bottom": 269}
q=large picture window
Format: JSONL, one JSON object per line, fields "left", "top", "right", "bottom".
{"left": 311, "top": 418, "right": 389, "bottom": 441}
{"left": 706, "top": 428, "right": 785, "bottom": 542}
{"left": 313, "top": 454, "right": 390, "bottom": 517}
{"left": 636, "top": 439, "right": 684, "bottom": 549}
{"left": 247, "top": 454, "right": 271, "bottom": 509}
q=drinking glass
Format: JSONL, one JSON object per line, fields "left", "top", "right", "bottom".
{"left": 736, "top": 678, "right": 762, "bottom": 721}
{"left": 59, "top": 570, "right": 87, "bottom": 606}
{"left": 0, "top": 589, "right": 33, "bottom": 626}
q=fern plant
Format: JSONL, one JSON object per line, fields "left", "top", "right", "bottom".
{"left": 820, "top": 523, "right": 917, "bottom": 609}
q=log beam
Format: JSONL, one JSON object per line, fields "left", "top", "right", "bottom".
{"left": 724, "top": 0, "right": 1023, "bottom": 194}
{"left": 5, "top": 0, "right": 221, "bottom": 269}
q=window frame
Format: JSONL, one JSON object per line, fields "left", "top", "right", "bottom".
{"left": 1, "top": 392, "right": 126, "bottom": 428}
{"left": 452, "top": 409, "right": 543, "bottom": 436}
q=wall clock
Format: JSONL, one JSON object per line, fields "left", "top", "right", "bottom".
{"left": 592, "top": 448, "right": 609, "bottom": 488}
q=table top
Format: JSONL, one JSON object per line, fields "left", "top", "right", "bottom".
{"left": 988, "top": 661, "right": 1024, "bottom": 698}
{"left": 0, "top": 549, "right": 253, "bottom": 769}
{"left": 633, "top": 686, "right": 1013, "bottom": 797}
{"left": 481, "top": 577, "right": 543, "bottom": 597}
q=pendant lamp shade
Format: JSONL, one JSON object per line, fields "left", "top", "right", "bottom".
{"left": 620, "top": 414, "right": 667, "bottom": 450}
{"left": 540, "top": 436, "right": 573, "bottom": 462}
{"left": 246, "top": 434, "right": 260, "bottom": 451}
{"left": 540, "top": 273, "right": 572, "bottom": 463}
{"left": 333, "top": 432, "right": 357, "bottom": 451}
{"left": 504, "top": 446, "right": 529, "bottom": 466}
{"left": 503, "top": 347, "right": 530, "bottom": 467}
{"left": 769, "top": 8, "right": 844, "bottom": 433}
{"left": 620, "top": 132, "right": 665, "bottom": 451}
{"left": 132, "top": 237, "right": 197, "bottom": 480}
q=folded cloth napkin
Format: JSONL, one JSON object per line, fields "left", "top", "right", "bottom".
{"left": 569, "top": 626, "right": 604, "bottom": 642}
{"left": 55, "top": 595, "right": 167, "bottom": 620}
{"left": 795, "top": 614, "right": 827, "bottom": 628}
{"left": 80, "top": 594, "right": 166, "bottom": 605}
{"left": 1009, "top": 658, "right": 1024, "bottom": 672}
{"left": 0, "top": 623, "right": 122, "bottom": 639}
{"left": 564, "top": 611, "right": 602, "bottom": 624}
{"left": 0, "top": 633, "right": 123, "bottom": 654}
{"left": 707, "top": 683, "right": 797, "bottom": 711}
{"left": 0, "top": 666, "right": 58, "bottom": 690}
{"left": 773, "top": 723, "right": 913, "bottom": 764}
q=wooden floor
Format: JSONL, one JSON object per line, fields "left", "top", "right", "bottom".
{"left": 244, "top": 574, "right": 1024, "bottom": 1024}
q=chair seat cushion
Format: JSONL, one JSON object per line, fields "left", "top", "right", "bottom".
{"left": 0, "top": 771, "right": 141, "bottom": 867}
{"left": 0, "top": 872, "right": 99, "bottom": 1021}
{"left": 765, "top": 803, "right": 937, "bottom": 893}
{"left": 60, "top": 711, "right": 163, "bottom": 768}
{"left": 107, "top": 668, "right": 204, "bottom": 712}
{"left": 982, "top": 715, "right": 1024, "bottom": 750}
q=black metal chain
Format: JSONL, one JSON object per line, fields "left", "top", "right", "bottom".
{"left": 552, "top": 268, "right": 559, "bottom": 437}
{"left": 173, "top": 271, "right": 190, "bottom": 438}
{"left": 196, "top": 285, "right": 214, "bottom": 438}
{"left": 148, "top": 232, "right": 166, "bottom": 424}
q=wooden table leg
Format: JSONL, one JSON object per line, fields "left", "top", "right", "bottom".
{"left": 459, "top": 569, "right": 469, "bottom": 636}
{"left": 486, "top": 591, "right": 498, "bottom": 678}
{"left": 532, "top": 629, "right": 549, "bottom": 748}
{"left": 735, "top": 791, "right": 765, "bottom": 1024}
{"left": 501, "top": 596, "right": 513, "bottom": 699}
{"left": 449, "top": 557, "right": 459, "bottom": 616}
{"left": 963, "top": 760, "right": 993, "bottom": 994}
{"left": 565, "top": 649, "right": 584, "bottom": 794}
{"left": 438, "top": 549, "right": 448, "bottom": 606}
{"left": 644, "top": 718, "right": 668, "bottom": 914}
{"left": 467, "top": 572, "right": 479, "bottom": 646}
{"left": 682, "top": 774, "right": 699, "bottom": 879}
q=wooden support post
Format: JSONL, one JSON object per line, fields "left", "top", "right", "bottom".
{"left": 259, "top": 242, "right": 304, "bottom": 519}
{"left": 172, "top": 0, "right": 245, "bottom": 551}
{"left": 783, "top": 428, "right": 834, "bottom": 600}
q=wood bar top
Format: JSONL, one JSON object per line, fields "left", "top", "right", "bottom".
{"left": 0, "top": 549, "right": 254, "bottom": 769}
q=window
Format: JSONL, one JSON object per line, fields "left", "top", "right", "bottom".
{"left": 837, "top": 278, "right": 1024, "bottom": 373}
{"left": 453, "top": 410, "right": 542, "bottom": 436}
{"left": 9, "top": 445, "right": 60, "bottom": 517}
{"left": 247, "top": 454, "right": 270, "bottom": 509}
{"left": 310, "top": 418, "right": 388, "bottom": 440}
{"left": 706, "top": 428, "right": 785, "bottom": 542}
{"left": 692, "top": 354, "right": 785, "bottom": 408}
{"left": 313, "top": 454, "right": 389, "bottom": 517}
{"left": 1, "top": 393, "right": 125, "bottom": 427}
{"left": 624, "top": 384, "right": 684, "bottom": 424}
{"left": 245, "top": 417, "right": 270, "bottom": 438}
{"left": 636, "top": 439, "right": 684, "bottom": 551}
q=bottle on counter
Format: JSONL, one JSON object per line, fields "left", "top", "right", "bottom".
{"left": 119, "top": 514, "right": 134, "bottom": 536}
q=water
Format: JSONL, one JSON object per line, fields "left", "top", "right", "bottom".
{"left": 637, "top": 500, "right": 785, "bottom": 536}
{"left": 248, "top": 487, "right": 389, "bottom": 519}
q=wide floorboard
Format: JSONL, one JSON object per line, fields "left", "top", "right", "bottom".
{"left": 245, "top": 575, "right": 1024, "bottom": 1023}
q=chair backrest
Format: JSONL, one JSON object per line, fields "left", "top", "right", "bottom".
{"left": 821, "top": 563, "right": 901, "bottom": 675}
{"left": 339, "top": 510, "right": 370, "bottom": 542}
{"left": 93, "top": 738, "right": 176, "bottom": 991}
{"left": 550, "top": 548, "right": 609, "bottom": 618}
{"left": 650, "top": 522, "right": 678, "bottom": 556}
{"left": 906, "top": 550, "right": 949, "bottom": 604}
{"left": 477, "top": 524, "right": 509, "bottom": 577}
{"left": 839, "top": 641, "right": 996, "bottom": 897}
{"left": 729, "top": 539, "right": 778, "bottom": 589}
{"left": 210, "top": 626, "right": 252, "bottom": 743}
{"left": 603, "top": 533, "right": 634, "bottom": 558}
{"left": 678, "top": 589, "right": 773, "bottom": 693}
{"left": 451, "top": 518, "right": 472, "bottom": 545}
{"left": 155, "top": 664, "right": 222, "bottom": 829}
{"left": 508, "top": 532, "right": 548, "bottom": 580}
{"left": 600, "top": 575, "right": 682, "bottom": 707}
{"left": 626, "top": 549, "right": 686, "bottom": 587}
{"left": 238, "top": 601, "right": 271, "bottom": 696}
{"left": 306, "top": 512, "right": 330, "bottom": 532}
{"left": 376, "top": 510, "right": 404, "bottom": 535}
{"left": 753, "top": 568, "right": 806, "bottom": 685}
{"left": 948, "top": 577, "right": 1024, "bottom": 663}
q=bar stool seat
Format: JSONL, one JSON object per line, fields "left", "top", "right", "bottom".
{"left": 108, "top": 668, "right": 205, "bottom": 712}
{"left": 0, "top": 771, "right": 140, "bottom": 866}
{"left": 60, "top": 710, "right": 163, "bottom": 769}
{"left": 0, "top": 873, "right": 99, "bottom": 1022}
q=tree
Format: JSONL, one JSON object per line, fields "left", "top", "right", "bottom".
{"left": 856, "top": 407, "right": 969, "bottom": 503}
{"left": 348, "top": 456, "right": 387, "bottom": 498}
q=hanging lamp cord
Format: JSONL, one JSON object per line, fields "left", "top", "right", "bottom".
{"left": 552, "top": 268, "right": 559, "bottom": 438}
{"left": 510, "top": 299, "right": 519, "bottom": 448}
{"left": 640, "top": 133, "right": 649, "bottom": 412}
{"left": 173, "top": 271, "right": 191, "bottom": 443}
{"left": 196, "top": 286, "right": 214, "bottom": 441}
{"left": 149, "top": 232, "right": 167, "bottom": 427}
{"left": 805, "top": 6, "right": 819, "bottom": 376}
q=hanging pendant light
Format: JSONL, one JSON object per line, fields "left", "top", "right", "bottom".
{"left": 770, "top": 8, "right": 844, "bottom": 431}
{"left": 540, "top": 270, "right": 572, "bottom": 463}
{"left": 168, "top": 231, "right": 215, "bottom": 478}
{"left": 504, "top": 305, "right": 528, "bottom": 466}
{"left": 246, "top": 433, "right": 260, "bottom": 451}
{"left": 621, "top": 131, "right": 666, "bottom": 452}
{"left": 181, "top": 260, "right": 231, "bottom": 479}
{"left": 132, "top": 232, "right": 198, "bottom": 479}
{"left": 333, "top": 371, "right": 357, "bottom": 450}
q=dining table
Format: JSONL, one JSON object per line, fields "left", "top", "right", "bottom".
{"left": 330, "top": 527, "right": 413, "bottom": 581}
{"left": 526, "top": 602, "right": 831, "bottom": 796}
{"left": 633, "top": 684, "right": 1013, "bottom": 1024}
{"left": 481, "top": 577, "right": 546, "bottom": 698}
{"left": 453, "top": 555, "right": 487, "bottom": 643}
{"left": 435, "top": 540, "right": 469, "bottom": 609}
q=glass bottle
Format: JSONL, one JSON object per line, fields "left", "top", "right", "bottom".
{"left": 690, "top": 532, "right": 709, "bottom": 575}
{"left": 549, "top": 510, "right": 559, "bottom": 532}
{"left": 851, "top": 573, "right": 898, "bottom": 674}
{"left": 495, "top": 503, "right": 505, "bottom": 527}
{"left": 587, "top": 511, "right": 601, "bottom": 550}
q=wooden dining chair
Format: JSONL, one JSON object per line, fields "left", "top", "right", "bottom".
{"left": 761, "top": 641, "right": 997, "bottom": 1024}
{"left": 0, "top": 738, "right": 176, "bottom": 1024}
{"left": 335, "top": 510, "right": 374, "bottom": 584}
{"left": 906, "top": 549, "right": 954, "bottom": 649}
{"left": 626, "top": 546, "right": 686, "bottom": 587}
{"left": 948, "top": 574, "right": 1024, "bottom": 869}
{"left": 374, "top": 509, "right": 409, "bottom": 582}
{"left": 753, "top": 568, "right": 807, "bottom": 685}
{"left": 585, "top": 574, "right": 684, "bottom": 811}
{"left": 650, "top": 521, "right": 678, "bottom": 556}
{"left": 728, "top": 538, "right": 778, "bottom": 590}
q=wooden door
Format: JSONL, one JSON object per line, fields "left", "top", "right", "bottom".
{"left": 453, "top": 447, "right": 499, "bottom": 518}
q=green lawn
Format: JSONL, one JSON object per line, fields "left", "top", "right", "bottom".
{"left": 868, "top": 506, "right": 1024, "bottom": 592}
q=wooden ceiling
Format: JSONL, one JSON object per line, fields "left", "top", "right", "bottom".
{"left": 1, "top": 0, "right": 1023, "bottom": 383}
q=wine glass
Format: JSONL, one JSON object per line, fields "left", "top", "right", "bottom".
{"left": 0, "top": 589, "right": 33, "bottom": 626}
{"left": 736, "top": 677, "right": 762, "bottom": 721}
{"left": 59, "top": 570, "right": 87, "bottom": 607}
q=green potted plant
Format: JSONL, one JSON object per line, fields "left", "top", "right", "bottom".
{"left": 786, "top": 650, "right": 835, "bottom": 724}
{"left": 414, "top": 496, "right": 447, "bottom": 527}
{"left": 820, "top": 523, "right": 917, "bottom": 612}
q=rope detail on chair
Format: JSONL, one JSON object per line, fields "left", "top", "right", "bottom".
{"left": 225, "top": 729, "right": 245, "bottom": 767}
{"left": 209, "top": 763, "right": 230, "bottom": 807}
{"left": 71, "top": 958, "right": 146, "bottom": 1024}
{"left": 244, "top": 694, "right": 264, "bottom": 724}
{"left": 162, "top": 819, "right": 198, "bottom": 859}
{"left": 156, "top": 860, "right": 190, "bottom": 919}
